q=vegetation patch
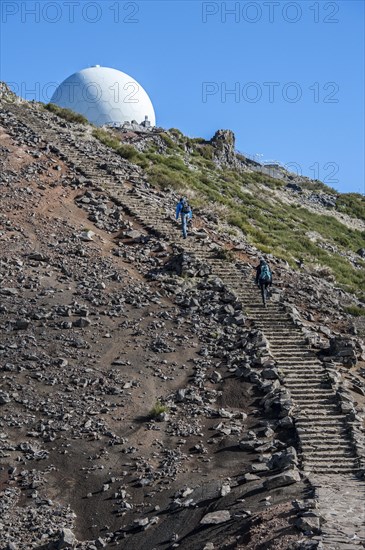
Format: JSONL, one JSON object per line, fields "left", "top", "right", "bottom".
{"left": 336, "top": 193, "right": 365, "bottom": 222}
{"left": 92, "top": 128, "right": 148, "bottom": 168}
{"left": 149, "top": 400, "right": 168, "bottom": 418}
{"left": 344, "top": 305, "right": 365, "bottom": 317}
{"left": 44, "top": 103, "right": 89, "bottom": 125}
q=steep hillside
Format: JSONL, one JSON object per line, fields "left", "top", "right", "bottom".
{"left": 0, "top": 86, "right": 364, "bottom": 550}
{"left": 91, "top": 120, "right": 365, "bottom": 300}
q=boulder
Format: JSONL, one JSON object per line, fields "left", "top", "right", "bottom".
{"left": 265, "top": 467, "right": 301, "bottom": 489}
{"left": 268, "top": 447, "right": 298, "bottom": 470}
{"left": 322, "top": 336, "right": 357, "bottom": 366}
{"left": 296, "top": 513, "right": 322, "bottom": 535}
{"left": 56, "top": 528, "right": 76, "bottom": 549}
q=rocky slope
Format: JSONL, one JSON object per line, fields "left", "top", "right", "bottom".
{"left": 0, "top": 86, "right": 364, "bottom": 549}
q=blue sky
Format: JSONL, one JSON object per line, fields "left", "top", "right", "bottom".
{"left": 1, "top": 0, "right": 364, "bottom": 194}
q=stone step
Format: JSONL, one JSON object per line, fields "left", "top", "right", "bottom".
{"left": 254, "top": 319, "right": 293, "bottom": 324}
{"left": 245, "top": 304, "right": 285, "bottom": 310}
{"left": 275, "top": 356, "right": 316, "bottom": 362}
{"left": 256, "top": 330, "right": 302, "bottom": 336}
{"left": 296, "top": 418, "right": 348, "bottom": 426}
{"left": 322, "top": 543, "right": 364, "bottom": 550}
{"left": 300, "top": 440, "right": 352, "bottom": 448}
{"left": 303, "top": 456, "right": 358, "bottom": 464}
{"left": 301, "top": 437, "right": 354, "bottom": 445}
{"left": 263, "top": 332, "right": 304, "bottom": 336}
{"left": 268, "top": 341, "right": 308, "bottom": 346}
{"left": 293, "top": 394, "right": 337, "bottom": 400}
{"left": 282, "top": 367, "right": 326, "bottom": 373}
{"left": 293, "top": 387, "right": 336, "bottom": 395}
{"left": 276, "top": 357, "right": 322, "bottom": 363}
{"left": 290, "top": 390, "right": 335, "bottom": 397}
{"left": 268, "top": 341, "right": 309, "bottom": 345}
{"left": 287, "top": 388, "right": 333, "bottom": 393}
{"left": 297, "top": 423, "right": 344, "bottom": 430}
{"left": 297, "top": 425, "right": 349, "bottom": 432}
{"left": 303, "top": 468, "right": 361, "bottom": 476}
{"left": 297, "top": 428, "right": 349, "bottom": 436}
{"left": 249, "top": 312, "right": 291, "bottom": 317}
{"left": 295, "top": 406, "right": 340, "bottom": 413}
{"left": 273, "top": 347, "right": 312, "bottom": 352}
{"left": 303, "top": 463, "right": 359, "bottom": 472}
{"left": 285, "top": 383, "right": 331, "bottom": 387}
{"left": 254, "top": 328, "right": 293, "bottom": 335}
{"left": 286, "top": 385, "right": 331, "bottom": 391}
{"left": 247, "top": 309, "right": 288, "bottom": 314}
{"left": 300, "top": 443, "right": 353, "bottom": 451}
{"left": 273, "top": 353, "right": 316, "bottom": 359}
{"left": 283, "top": 375, "right": 329, "bottom": 381}
{"left": 284, "top": 366, "right": 334, "bottom": 373}
{"left": 280, "top": 370, "right": 324, "bottom": 375}
{"left": 300, "top": 447, "right": 355, "bottom": 456}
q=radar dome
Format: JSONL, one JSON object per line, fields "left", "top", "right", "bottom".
{"left": 50, "top": 66, "right": 156, "bottom": 127}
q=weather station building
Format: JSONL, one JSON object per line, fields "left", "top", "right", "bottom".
{"left": 50, "top": 65, "right": 156, "bottom": 130}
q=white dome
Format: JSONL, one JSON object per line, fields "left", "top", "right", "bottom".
{"left": 50, "top": 66, "right": 156, "bottom": 127}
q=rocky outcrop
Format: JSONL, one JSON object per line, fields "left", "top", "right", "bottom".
{"left": 320, "top": 336, "right": 358, "bottom": 366}
{"left": 209, "top": 129, "right": 246, "bottom": 170}
{"left": 0, "top": 82, "right": 19, "bottom": 103}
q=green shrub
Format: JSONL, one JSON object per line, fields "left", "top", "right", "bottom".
{"left": 159, "top": 132, "right": 177, "bottom": 150}
{"left": 149, "top": 400, "right": 168, "bottom": 418}
{"left": 190, "top": 137, "right": 206, "bottom": 144}
{"left": 146, "top": 164, "right": 186, "bottom": 190}
{"left": 92, "top": 128, "right": 121, "bottom": 149}
{"left": 198, "top": 144, "right": 214, "bottom": 160}
{"left": 344, "top": 305, "right": 365, "bottom": 317}
{"left": 44, "top": 103, "right": 89, "bottom": 125}
{"left": 92, "top": 128, "right": 148, "bottom": 167}
{"left": 336, "top": 193, "right": 365, "bottom": 222}
{"left": 169, "top": 128, "right": 183, "bottom": 139}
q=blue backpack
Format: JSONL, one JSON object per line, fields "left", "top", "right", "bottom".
{"left": 259, "top": 263, "right": 271, "bottom": 282}
{"left": 182, "top": 200, "right": 191, "bottom": 214}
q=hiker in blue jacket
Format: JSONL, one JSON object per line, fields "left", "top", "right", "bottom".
{"left": 176, "top": 197, "right": 192, "bottom": 239}
{"left": 255, "top": 259, "right": 272, "bottom": 306}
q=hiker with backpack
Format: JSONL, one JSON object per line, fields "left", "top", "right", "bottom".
{"left": 175, "top": 197, "right": 192, "bottom": 239}
{"left": 255, "top": 259, "right": 272, "bottom": 307}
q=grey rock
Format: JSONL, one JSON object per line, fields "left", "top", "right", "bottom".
{"left": 0, "top": 288, "right": 18, "bottom": 296}
{"left": 200, "top": 510, "right": 231, "bottom": 524}
{"left": 0, "top": 391, "right": 11, "bottom": 404}
{"left": 14, "top": 319, "right": 30, "bottom": 330}
{"left": 57, "top": 528, "right": 76, "bottom": 548}
{"left": 268, "top": 447, "right": 298, "bottom": 470}
{"left": 261, "top": 367, "right": 279, "bottom": 380}
{"left": 295, "top": 513, "right": 321, "bottom": 535}
{"left": 72, "top": 317, "right": 92, "bottom": 328}
{"left": 265, "top": 467, "right": 301, "bottom": 489}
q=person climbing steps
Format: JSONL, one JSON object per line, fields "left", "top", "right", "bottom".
{"left": 255, "top": 258, "right": 273, "bottom": 307}
{"left": 175, "top": 197, "right": 192, "bottom": 239}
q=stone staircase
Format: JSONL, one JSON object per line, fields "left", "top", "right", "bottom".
{"left": 193, "top": 257, "right": 361, "bottom": 476}
{"left": 3, "top": 104, "right": 364, "bottom": 547}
